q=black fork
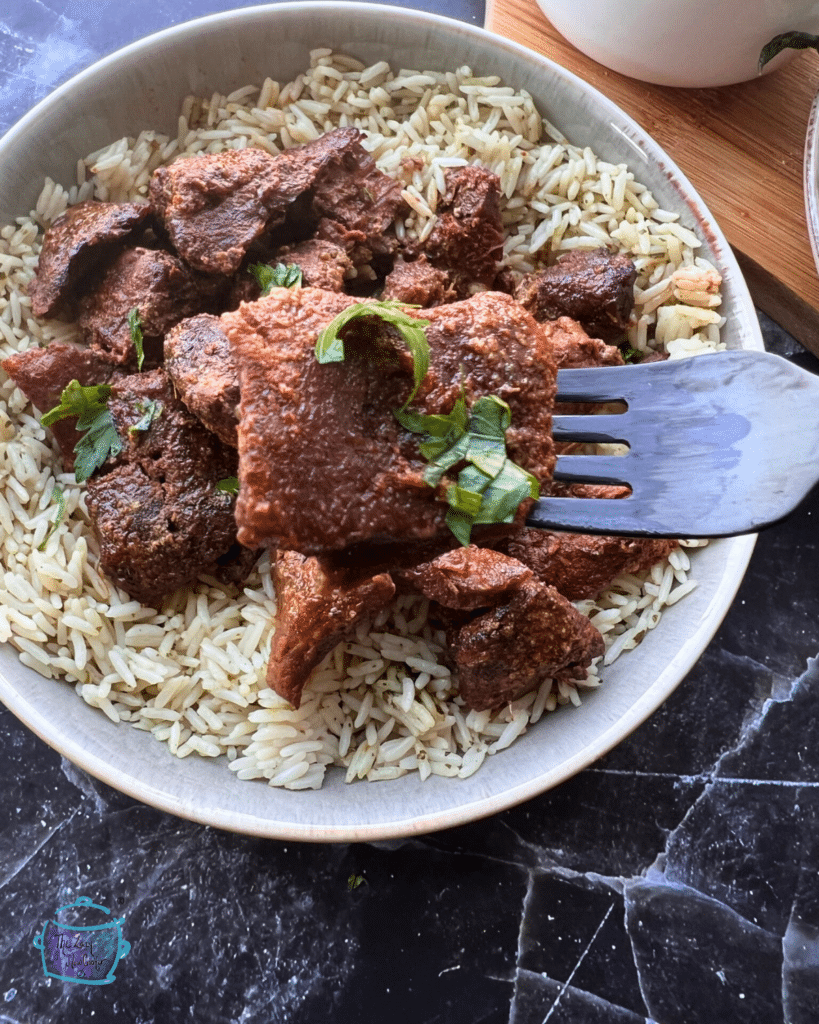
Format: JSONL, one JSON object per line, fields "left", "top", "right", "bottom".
{"left": 526, "top": 350, "right": 819, "bottom": 537}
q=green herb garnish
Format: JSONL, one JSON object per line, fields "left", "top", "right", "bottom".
{"left": 250, "top": 262, "right": 303, "bottom": 296}
{"left": 217, "top": 476, "right": 240, "bottom": 496}
{"left": 128, "top": 399, "right": 163, "bottom": 437}
{"left": 315, "top": 301, "right": 431, "bottom": 410}
{"left": 37, "top": 486, "right": 66, "bottom": 550}
{"left": 128, "top": 307, "right": 145, "bottom": 371}
{"left": 397, "top": 393, "right": 540, "bottom": 547}
{"left": 759, "top": 31, "right": 819, "bottom": 72}
{"left": 41, "top": 380, "right": 123, "bottom": 484}
{"left": 621, "top": 346, "right": 642, "bottom": 364}
{"left": 347, "top": 873, "right": 365, "bottom": 891}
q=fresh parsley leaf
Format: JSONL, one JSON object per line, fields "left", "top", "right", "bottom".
{"left": 759, "top": 31, "right": 819, "bottom": 72}
{"left": 621, "top": 346, "right": 642, "bottom": 364}
{"left": 41, "top": 380, "right": 112, "bottom": 428}
{"left": 128, "top": 399, "right": 163, "bottom": 437}
{"left": 128, "top": 307, "right": 145, "bottom": 371}
{"left": 347, "top": 873, "right": 365, "bottom": 891}
{"left": 315, "top": 301, "right": 431, "bottom": 410}
{"left": 41, "top": 379, "right": 123, "bottom": 483}
{"left": 73, "top": 409, "right": 122, "bottom": 484}
{"left": 37, "top": 485, "right": 66, "bottom": 550}
{"left": 398, "top": 393, "right": 539, "bottom": 546}
{"left": 250, "top": 262, "right": 303, "bottom": 296}
{"left": 217, "top": 476, "right": 240, "bottom": 496}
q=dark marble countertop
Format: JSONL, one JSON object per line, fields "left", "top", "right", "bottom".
{"left": 2, "top": 4, "right": 819, "bottom": 1023}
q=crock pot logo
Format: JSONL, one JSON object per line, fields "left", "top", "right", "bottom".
{"left": 33, "top": 896, "right": 130, "bottom": 985}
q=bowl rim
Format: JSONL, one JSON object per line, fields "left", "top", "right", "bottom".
{"left": 804, "top": 87, "right": 819, "bottom": 278}
{"left": 0, "top": 2, "right": 760, "bottom": 841}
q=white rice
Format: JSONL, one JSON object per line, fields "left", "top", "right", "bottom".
{"left": 0, "top": 50, "right": 720, "bottom": 788}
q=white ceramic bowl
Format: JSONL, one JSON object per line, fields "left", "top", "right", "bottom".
{"left": 535, "top": 0, "right": 819, "bottom": 88}
{"left": 0, "top": 3, "right": 761, "bottom": 841}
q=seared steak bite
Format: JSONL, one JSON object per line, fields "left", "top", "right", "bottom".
{"left": 449, "top": 579, "right": 605, "bottom": 711}
{"left": 149, "top": 128, "right": 404, "bottom": 277}
{"left": 235, "top": 239, "right": 353, "bottom": 306}
{"left": 394, "top": 545, "right": 533, "bottom": 610}
{"left": 272, "top": 239, "right": 352, "bottom": 292}
{"left": 83, "top": 369, "right": 248, "bottom": 606}
{"left": 1, "top": 342, "right": 122, "bottom": 471}
{"left": 268, "top": 550, "right": 395, "bottom": 707}
{"left": 149, "top": 147, "right": 313, "bottom": 275}
{"left": 309, "top": 129, "right": 406, "bottom": 266}
{"left": 421, "top": 166, "right": 505, "bottom": 289}
{"left": 28, "top": 200, "right": 151, "bottom": 319}
{"left": 540, "top": 315, "right": 625, "bottom": 424}
{"left": 542, "top": 315, "right": 624, "bottom": 371}
{"left": 382, "top": 256, "right": 457, "bottom": 308}
{"left": 222, "top": 287, "right": 557, "bottom": 553}
{"left": 78, "top": 246, "right": 209, "bottom": 366}
{"left": 503, "top": 530, "right": 678, "bottom": 602}
{"left": 515, "top": 248, "right": 637, "bottom": 342}
{"left": 164, "top": 314, "right": 239, "bottom": 447}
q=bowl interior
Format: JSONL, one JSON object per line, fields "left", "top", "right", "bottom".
{"left": 0, "top": 3, "right": 760, "bottom": 840}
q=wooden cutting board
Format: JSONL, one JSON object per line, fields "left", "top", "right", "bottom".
{"left": 486, "top": 0, "right": 819, "bottom": 358}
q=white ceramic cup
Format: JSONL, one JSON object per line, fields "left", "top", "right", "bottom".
{"left": 535, "top": 0, "right": 819, "bottom": 87}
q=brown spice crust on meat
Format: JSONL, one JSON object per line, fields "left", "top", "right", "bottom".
{"left": 450, "top": 578, "right": 605, "bottom": 710}
{"left": 28, "top": 201, "right": 151, "bottom": 319}
{"left": 223, "top": 288, "right": 556, "bottom": 553}
{"left": 503, "top": 529, "right": 679, "bottom": 602}
{"left": 268, "top": 551, "right": 395, "bottom": 707}
{"left": 164, "top": 314, "right": 240, "bottom": 447}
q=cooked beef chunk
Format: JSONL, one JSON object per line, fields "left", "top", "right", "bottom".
{"left": 164, "top": 314, "right": 239, "bottom": 447}
{"left": 541, "top": 316, "right": 625, "bottom": 428}
{"left": 515, "top": 248, "right": 637, "bottom": 342}
{"left": 84, "top": 369, "right": 249, "bottom": 606}
{"left": 310, "top": 129, "right": 406, "bottom": 267}
{"left": 149, "top": 147, "right": 313, "bottom": 275}
{"left": 28, "top": 201, "right": 151, "bottom": 318}
{"left": 542, "top": 315, "right": 624, "bottom": 370}
{"left": 273, "top": 239, "right": 352, "bottom": 291}
{"left": 502, "top": 530, "right": 678, "bottom": 601}
{"left": 268, "top": 550, "right": 395, "bottom": 707}
{"left": 235, "top": 239, "right": 353, "bottom": 306}
{"left": 78, "top": 247, "right": 209, "bottom": 366}
{"left": 149, "top": 128, "right": 404, "bottom": 277}
{"left": 449, "top": 578, "right": 604, "bottom": 710}
{"left": 1, "top": 342, "right": 122, "bottom": 471}
{"left": 222, "top": 288, "right": 556, "bottom": 553}
{"left": 394, "top": 546, "right": 533, "bottom": 610}
{"left": 422, "top": 166, "right": 505, "bottom": 288}
{"left": 382, "top": 256, "right": 457, "bottom": 308}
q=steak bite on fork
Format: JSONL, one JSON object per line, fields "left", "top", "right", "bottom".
{"left": 222, "top": 287, "right": 557, "bottom": 554}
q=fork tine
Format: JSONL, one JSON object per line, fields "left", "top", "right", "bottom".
{"left": 531, "top": 350, "right": 819, "bottom": 537}
{"left": 552, "top": 414, "right": 628, "bottom": 445}
{"left": 552, "top": 454, "right": 631, "bottom": 485}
